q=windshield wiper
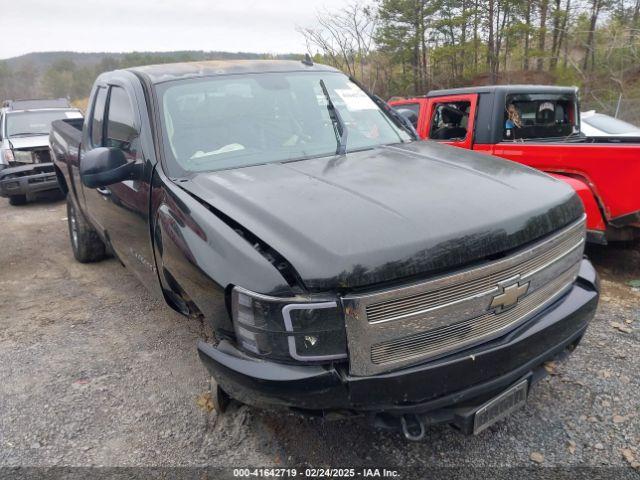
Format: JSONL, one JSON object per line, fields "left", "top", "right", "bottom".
{"left": 348, "top": 76, "right": 418, "bottom": 141}
{"left": 319, "top": 79, "right": 348, "bottom": 155}
{"left": 374, "top": 95, "right": 419, "bottom": 140}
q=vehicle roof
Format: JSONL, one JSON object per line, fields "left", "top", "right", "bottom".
{"left": 2, "top": 98, "right": 71, "bottom": 110}
{"left": 426, "top": 84, "right": 578, "bottom": 97}
{"left": 127, "top": 59, "right": 341, "bottom": 84}
{"left": 1, "top": 107, "right": 79, "bottom": 115}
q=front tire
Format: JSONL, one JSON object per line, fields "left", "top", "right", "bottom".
{"left": 210, "top": 377, "right": 232, "bottom": 413}
{"left": 8, "top": 194, "right": 27, "bottom": 206}
{"left": 66, "top": 195, "right": 106, "bottom": 263}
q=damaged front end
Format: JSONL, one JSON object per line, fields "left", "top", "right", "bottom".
{"left": 0, "top": 147, "right": 60, "bottom": 201}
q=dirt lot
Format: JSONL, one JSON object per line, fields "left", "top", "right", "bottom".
{"left": 0, "top": 195, "right": 638, "bottom": 472}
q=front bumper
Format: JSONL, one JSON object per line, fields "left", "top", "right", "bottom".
{"left": 0, "top": 163, "right": 60, "bottom": 198}
{"left": 198, "top": 259, "right": 598, "bottom": 426}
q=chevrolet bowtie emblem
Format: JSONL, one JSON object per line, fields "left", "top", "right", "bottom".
{"left": 490, "top": 276, "right": 530, "bottom": 312}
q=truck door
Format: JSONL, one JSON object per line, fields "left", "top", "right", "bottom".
{"left": 81, "top": 79, "right": 159, "bottom": 292}
{"left": 423, "top": 94, "right": 478, "bottom": 150}
{"left": 81, "top": 86, "right": 109, "bottom": 231}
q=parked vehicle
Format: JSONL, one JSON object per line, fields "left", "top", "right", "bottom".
{"left": 390, "top": 86, "right": 640, "bottom": 244}
{"left": 0, "top": 98, "right": 82, "bottom": 205}
{"left": 580, "top": 110, "right": 640, "bottom": 137}
{"left": 51, "top": 61, "right": 598, "bottom": 439}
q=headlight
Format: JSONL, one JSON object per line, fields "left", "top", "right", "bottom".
{"left": 231, "top": 286, "right": 347, "bottom": 363}
{"left": 13, "top": 150, "right": 33, "bottom": 163}
{"left": 2, "top": 149, "right": 14, "bottom": 164}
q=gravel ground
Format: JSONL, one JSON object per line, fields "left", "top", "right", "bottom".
{"left": 0, "top": 195, "right": 638, "bottom": 473}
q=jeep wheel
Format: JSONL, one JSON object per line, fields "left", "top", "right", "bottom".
{"left": 67, "top": 195, "right": 106, "bottom": 263}
{"left": 8, "top": 195, "right": 27, "bottom": 206}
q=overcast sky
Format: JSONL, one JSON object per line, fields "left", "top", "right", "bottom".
{"left": 0, "top": 0, "right": 349, "bottom": 59}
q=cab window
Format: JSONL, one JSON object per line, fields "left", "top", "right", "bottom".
{"left": 429, "top": 101, "right": 470, "bottom": 141}
{"left": 503, "top": 94, "right": 578, "bottom": 140}
{"left": 105, "top": 86, "right": 139, "bottom": 158}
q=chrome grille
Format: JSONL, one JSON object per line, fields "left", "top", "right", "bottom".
{"left": 366, "top": 223, "right": 584, "bottom": 324}
{"left": 370, "top": 264, "right": 579, "bottom": 365}
{"left": 343, "top": 216, "right": 586, "bottom": 376}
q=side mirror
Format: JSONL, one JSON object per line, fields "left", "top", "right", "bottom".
{"left": 80, "top": 147, "right": 135, "bottom": 188}
{"left": 394, "top": 108, "right": 419, "bottom": 129}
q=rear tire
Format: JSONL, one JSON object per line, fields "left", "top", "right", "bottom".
{"left": 66, "top": 195, "right": 106, "bottom": 263}
{"left": 8, "top": 195, "right": 27, "bottom": 206}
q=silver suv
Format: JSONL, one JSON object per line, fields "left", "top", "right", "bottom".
{"left": 0, "top": 98, "right": 82, "bottom": 205}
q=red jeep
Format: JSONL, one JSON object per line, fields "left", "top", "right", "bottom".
{"left": 390, "top": 86, "right": 640, "bottom": 244}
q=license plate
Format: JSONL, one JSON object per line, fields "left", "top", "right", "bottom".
{"left": 473, "top": 379, "right": 528, "bottom": 434}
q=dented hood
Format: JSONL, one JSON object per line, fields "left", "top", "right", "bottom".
{"left": 7, "top": 135, "right": 49, "bottom": 150}
{"left": 181, "top": 141, "right": 583, "bottom": 291}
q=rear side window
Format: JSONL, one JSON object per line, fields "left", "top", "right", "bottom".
{"left": 91, "top": 88, "right": 107, "bottom": 147}
{"left": 105, "top": 86, "right": 139, "bottom": 156}
{"left": 503, "top": 94, "right": 578, "bottom": 140}
{"left": 429, "top": 101, "right": 470, "bottom": 141}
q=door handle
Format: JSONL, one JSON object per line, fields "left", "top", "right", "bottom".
{"left": 96, "top": 187, "right": 111, "bottom": 196}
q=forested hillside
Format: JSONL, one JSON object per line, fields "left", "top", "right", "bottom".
{"left": 0, "top": 50, "right": 298, "bottom": 105}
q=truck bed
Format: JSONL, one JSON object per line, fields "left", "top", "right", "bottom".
{"left": 51, "top": 118, "right": 83, "bottom": 146}
{"left": 50, "top": 118, "right": 84, "bottom": 193}
{"left": 474, "top": 141, "right": 640, "bottom": 224}
{"left": 51, "top": 119, "right": 83, "bottom": 162}
{"left": 585, "top": 136, "right": 640, "bottom": 144}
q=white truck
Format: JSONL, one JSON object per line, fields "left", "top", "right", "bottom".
{"left": 0, "top": 98, "right": 82, "bottom": 205}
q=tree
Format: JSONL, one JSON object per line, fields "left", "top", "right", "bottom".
{"left": 583, "top": 0, "right": 605, "bottom": 71}
{"left": 298, "top": 1, "right": 378, "bottom": 88}
{"left": 0, "top": 62, "right": 12, "bottom": 100}
{"left": 537, "top": 0, "right": 549, "bottom": 70}
{"left": 42, "top": 59, "right": 77, "bottom": 98}
{"left": 523, "top": 0, "right": 532, "bottom": 70}
{"left": 375, "top": 0, "right": 436, "bottom": 93}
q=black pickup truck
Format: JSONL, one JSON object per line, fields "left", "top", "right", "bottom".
{"left": 51, "top": 60, "right": 598, "bottom": 439}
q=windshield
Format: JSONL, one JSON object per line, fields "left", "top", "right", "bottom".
{"left": 157, "top": 72, "right": 411, "bottom": 174}
{"left": 503, "top": 93, "right": 579, "bottom": 140}
{"left": 6, "top": 110, "right": 82, "bottom": 137}
{"left": 582, "top": 114, "right": 640, "bottom": 135}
